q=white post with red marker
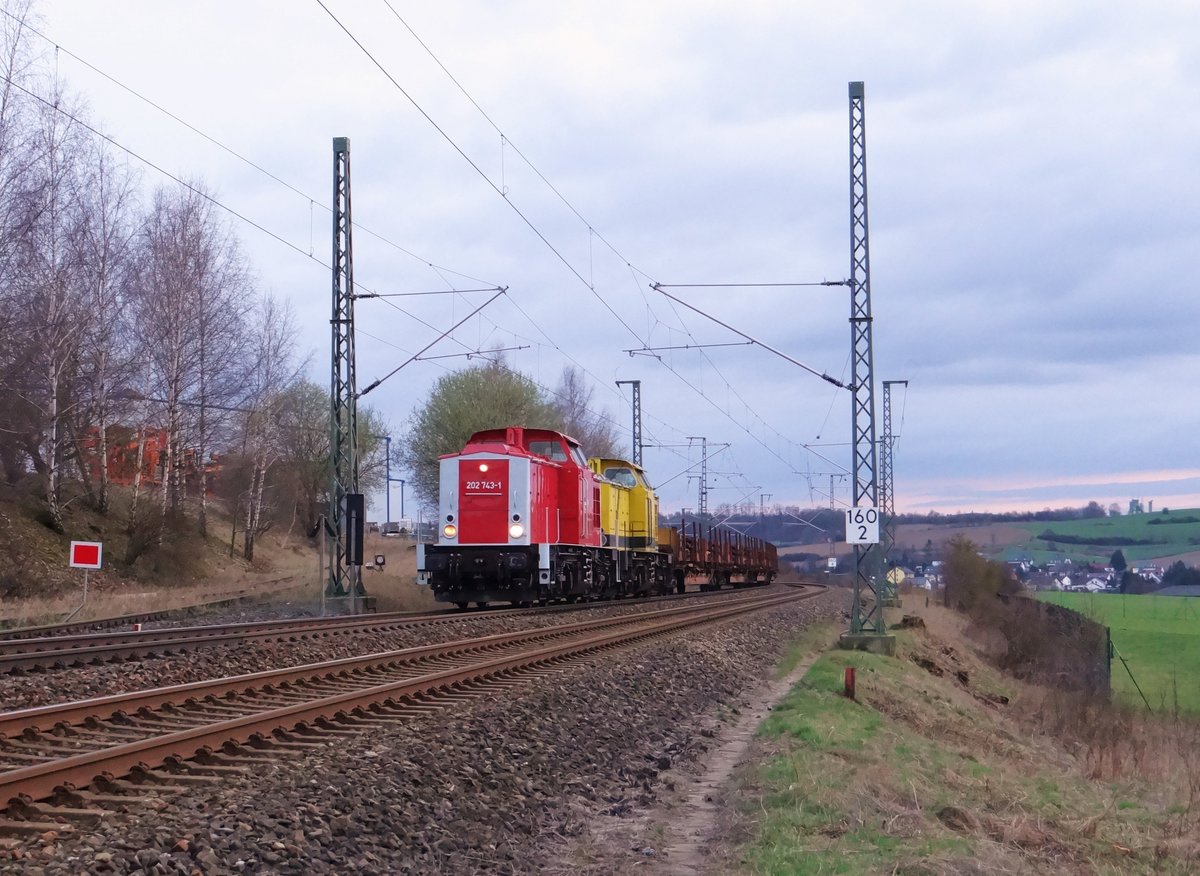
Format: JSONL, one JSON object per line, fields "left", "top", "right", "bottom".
{"left": 65, "top": 541, "right": 103, "bottom": 622}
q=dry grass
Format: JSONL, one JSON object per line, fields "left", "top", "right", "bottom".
{"left": 732, "top": 597, "right": 1200, "bottom": 874}
{"left": 0, "top": 524, "right": 435, "bottom": 627}
{"left": 357, "top": 532, "right": 436, "bottom": 613}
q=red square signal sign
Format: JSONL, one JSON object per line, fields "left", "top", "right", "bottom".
{"left": 69, "top": 541, "right": 103, "bottom": 569}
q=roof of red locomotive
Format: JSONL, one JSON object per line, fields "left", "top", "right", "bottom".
{"left": 439, "top": 426, "right": 586, "bottom": 465}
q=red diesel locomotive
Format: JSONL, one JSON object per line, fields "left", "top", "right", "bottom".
{"left": 416, "top": 426, "right": 778, "bottom": 608}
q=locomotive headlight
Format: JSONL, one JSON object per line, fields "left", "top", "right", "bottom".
{"left": 509, "top": 522, "right": 525, "bottom": 539}
{"left": 443, "top": 523, "right": 457, "bottom": 539}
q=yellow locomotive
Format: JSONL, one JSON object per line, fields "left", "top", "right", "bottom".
{"left": 588, "top": 456, "right": 672, "bottom": 594}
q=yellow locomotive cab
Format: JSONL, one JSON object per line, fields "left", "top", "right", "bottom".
{"left": 588, "top": 457, "right": 658, "bottom": 550}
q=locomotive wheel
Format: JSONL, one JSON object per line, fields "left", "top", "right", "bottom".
{"left": 455, "top": 602, "right": 469, "bottom": 611}
{"left": 476, "top": 601, "right": 490, "bottom": 608}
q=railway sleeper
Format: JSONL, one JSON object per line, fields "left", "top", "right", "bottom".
{"left": 0, "top": 817, "right": 77, "bottom": 836}
{"left": 127, "top": 767, "right": 211, "bottom": 790}
{"left": 271, "top": 727, "right": 325, "bottom": 743}
{"left": 218, "top": 742, "right": 297, "bottom": 762}
{"left": 52, "top": 788, "right": 149, "bottom": 810}
{"left": 92, "top": 777, "right": 184, "bottom": 798}
{"left": 245, "top": 733, "right": 320, "bottom": 752}
{"left": 188, "top": 751, "right": 260, "bottom": 771}
{"left": 4, "top": 798, "right": 107, "bottom": 826}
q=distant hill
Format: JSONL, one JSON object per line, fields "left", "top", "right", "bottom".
{"left": 780, "top": 509, "right": 1200, "bottom": 572}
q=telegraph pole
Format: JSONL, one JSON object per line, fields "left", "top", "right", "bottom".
{"left": 328, "top": 137, "right": 365, "bottom": 610}
{"left": 615, "top": 379, "right": 642, "bottom": 467}
{"left": 880, "top": 379, "right": 908, "bottom": 606}
{"left": 383, "top": 436, "right": 408, "bottom": 527}
{"left": 384, "top": 436, "right": 392, "bottom": 525}
{"left": 840, "top": 82, "right": 893, "bottom": 653}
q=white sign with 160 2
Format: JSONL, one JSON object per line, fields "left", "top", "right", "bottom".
{"left": 844, "top": 507, "right": 880, "bottom": 544}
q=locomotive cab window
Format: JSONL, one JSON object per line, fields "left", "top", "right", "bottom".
{"left": 529, "top": 439, "right": 568, "bottom": 462}
{"left": 603, "top": 467, "right": 637, "bottom": 487}
{"left": 570, "top": 446, "right": 589, "bottom": 468}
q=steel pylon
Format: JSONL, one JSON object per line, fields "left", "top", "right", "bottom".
{"left": 847, "top": 82, "right": 884, "bottom": 635}
{"left": 880, "top": 379, "right": 908, "bottom": 600}
{"left": 327, "top": 137, "right": 363, "bottom": 602}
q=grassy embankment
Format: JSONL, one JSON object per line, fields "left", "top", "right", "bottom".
{"left": 732, "top": 605, "right": 1200, "bottom": 874}
{"left": 0, "top": 479, "right": 433, "bottom": 627}
{"left": 997, "top": 509, "right": 1200, "bottom": 565}
{"left": 1038, "top": 591, "right": 1200, "bottom": 713}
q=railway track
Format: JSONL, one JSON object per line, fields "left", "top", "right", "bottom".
{"left": 0, "top": 585, "right": 772, "bottom": 673}
{"left": 0, "top": 576, "right": 304, "bottom": 640}
{"left": 0, "top": 584, "right": 820, "bottom": 832}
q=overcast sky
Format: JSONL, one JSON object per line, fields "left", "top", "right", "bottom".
{"left": 22, "top": 1, "right": 1200, "bottom": 518}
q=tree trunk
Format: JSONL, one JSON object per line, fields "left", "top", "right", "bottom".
{"left": 127, "top": 425, "right": 145, "bottom": 534}
{"left": 229, "top": 497, "right": 240, "bottom": 558}
{"left": 45, "top": 358, "right": 64, "bottom": 532}
{"left": 95, "top": 374, "right": 109, "bottom": 515}
{"left": 244, "top": 455, "right": 269, "bottom": 562}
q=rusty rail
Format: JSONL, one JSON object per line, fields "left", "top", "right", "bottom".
{"left": 0, "top": 584, "right": 766, "bottom": 673}
{"left": 0, "top": 585, "right": 820, "bottom": 814}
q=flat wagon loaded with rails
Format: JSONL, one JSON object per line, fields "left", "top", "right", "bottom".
{"left": 416, "top": 427, "right": 777, "bottom": 608}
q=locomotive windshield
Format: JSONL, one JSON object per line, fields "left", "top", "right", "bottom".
{"left": 529, "top": 439, "right": 569, "bottom": 462}
{"left": 603, "top": 466, "right": 637, "bottom": 487}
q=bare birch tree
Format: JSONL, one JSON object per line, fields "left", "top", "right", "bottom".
{"left": 15, "top": 84, "right": 90, "bottom": 531}
{"left": 131, "top": 181, "right": 250, "bottom": 538}
{"left": 0, "top": 0, "right": 39, "bottom": 485}
{"left": 239, "top": 294, "right": 299, "bottom": 560}
{"left": 70, "top": 138, "right": 138, "bottom": 513}
{"left": 551, "top": 366, "right": 623, "bottom": 459}
{"left": 131, "top": 185, "right": 201, "bottom": 530}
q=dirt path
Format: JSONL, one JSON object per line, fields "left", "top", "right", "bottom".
{"left": 555, "top": 627, "right": 839, "bottom": 875}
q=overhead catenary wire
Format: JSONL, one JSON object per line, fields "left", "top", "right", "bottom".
{"left": 335, "top": 2, "right": 845, "bottom": 492}
{"left": 316, "top": 0, "right": 646, "bottom": 345}
{"left": 379, "top": 0, "right": 662, "bottom": 316}
{"left": 654, "top": 285, "right": 846, "bottom": 389}
{"left": 0, "top": 7, "right": 500, "bottom": 290}
{"left": 359, "top": 289, "right": 507, "bottom": 397}
{"left": 19, "top": 6, "right": 848, "bottom": 502}
{"left": 6, "top": 13, "right": 765, "bottom": 499}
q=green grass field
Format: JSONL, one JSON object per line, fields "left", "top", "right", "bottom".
{"left": 992, "top": 508, "right": 1200, "bottom": 564}
{"left": 1036, "top": 591, "right": 1200, "bottom": 712}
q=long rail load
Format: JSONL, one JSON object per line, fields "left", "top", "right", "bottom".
{"left": 416, "top": 427, "right": 777, "bottom": 608}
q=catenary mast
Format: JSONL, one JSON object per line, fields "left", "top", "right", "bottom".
{"left": 327, "top": 137, "right": 364, "bottom": 608}
{"left": 846, "top": 82, "right": 886, "bottom": 639}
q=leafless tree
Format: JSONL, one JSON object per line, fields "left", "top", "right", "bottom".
{"left": 238, "top": 294, "right": 300, "bottom": 560}
{"left": 0, "top": 0, "right": 40, "bottom": 485}
{"left": 551, "top": 365, "right": 623, "bottom": 459}
{"left": 192, "top": 213, "right": 252, "bottom": 536}
{"left": 130, "top": 182, "right": 252, "bottom": 538}
{"left": 13, "top": 83, "right": 91, "bottom": 531}
{"left": 69, "top": 138, "right": 139, "bottom": 513}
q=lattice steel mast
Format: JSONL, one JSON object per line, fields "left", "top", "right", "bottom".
{"left": 327, "top": 136, "right": 363, "bottom": 604}
{"left": 615, "top": 379, "right": 642, "bottom": 467}
{"left": 688, "top": 436, "right": 708, "bottom": 517}
{"left": 847, "top": 82, "right": 884, "bottom": 636}
{"left": 880, "top": 379, "right": 908, "bottom": 602}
